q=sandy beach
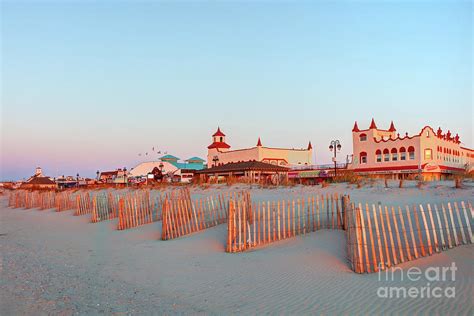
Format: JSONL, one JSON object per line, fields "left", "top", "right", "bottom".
{"left": 1, "top": 182, "right": 473, "bottom": 314}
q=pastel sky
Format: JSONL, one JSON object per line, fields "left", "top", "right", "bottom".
{"left": 1, "top": 0, "right": 472, "bottom": 180}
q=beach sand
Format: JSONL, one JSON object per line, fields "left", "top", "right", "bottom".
{"left": 1, "top": 181, "right": 473, "bottom": 314}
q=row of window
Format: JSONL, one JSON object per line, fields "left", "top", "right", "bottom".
{"left": 437, "top": 146, "right": 461, "bottom": 156}
{"left": 359, "top": 147, "right": 416, "bottom": 164}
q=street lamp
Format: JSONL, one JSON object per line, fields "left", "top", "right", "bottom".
{"left": 329, "top": 140, "right": 342, "bottom": 178}
{"left": 123, "top": 167, "right": 127, "bottom": 186}
{"left": 212, "top": 155, "right": 219, "bottom": 167}
{"left": 76, "top": 173, "right": 80, "bottom": 187}
{"left": 96, "top": 170, "right": 100, "bottom": 181}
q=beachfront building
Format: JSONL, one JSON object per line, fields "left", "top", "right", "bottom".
{"left": 129, "top": 155, "right": 206, "bottom": 183}
{"left": 207, "top": 127, "right": 313, "bottom": 168}
{"left": 20, "top": 167, "right": 57, "bottom": 189}
{"left": 349, "top": 119, "right": 474, "bottom": 180}
{"left": 196, "top": 161, "right": 289, "bottom": 184}
{"left": 99, "top": 169, "right": 127, "bottom": 184}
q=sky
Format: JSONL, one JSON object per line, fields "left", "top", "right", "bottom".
{"left": 1, "top": 0, "right": 472, "bottom": 181}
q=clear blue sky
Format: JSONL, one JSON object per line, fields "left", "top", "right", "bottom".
{"left": 1, "top": 0, "right": 472, "bottom": 180}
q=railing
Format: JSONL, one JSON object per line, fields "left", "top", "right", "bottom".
{"left": 290, "top": 163, "right": 348, "bottom": 171}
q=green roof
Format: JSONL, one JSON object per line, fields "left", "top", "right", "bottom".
{"left": 171, "top": 162, "right": 205, "bottom": 170}
{"left": 160, "top": 154, "right": 179, "bottom": 161}
{"left": 186, "top": 156, "right": 205, "bottom": 162}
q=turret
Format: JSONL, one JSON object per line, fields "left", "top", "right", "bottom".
{"left": 35, "top": 167, "right": 43, "bottom": 177}
{"left": 352, "top": 121, "right": 360, "bottom": 132}
{"left": 212, "top": 127, "right": 226, "bottom": 143}
{"left": 388, "top": 121, "right": 396, "bottom": 132}
{"left": 369, "top": 118, "right": 377, "bottom": 129}
{"left": 207, "top": 127, "right": 231, "bottom": 167}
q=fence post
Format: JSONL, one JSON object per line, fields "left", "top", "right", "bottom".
{"left": 378, "top": 205, "right": 391, "bottom": 268}
{"left": 366, "top": 204, "right": 378, "bottom": 272}
{"left": 413, "top": 205, "right": 426, "bottom": 257}
{"left": 358, "top": 203, "right": 370, "bottom": 273}
{"left": 427, "top": 204, "right": 439, "bottom": 252}
{"left": 398, "top": 206, "right": 411, "bottom": 261}
{"left": 372, "top": 204, "right": 384, "bottom": 271}
{"left": 453, "top": 202, "right": 467, "bottom": 245}
{"left": 461, "top": 201, "right": 473, "bottom": 244}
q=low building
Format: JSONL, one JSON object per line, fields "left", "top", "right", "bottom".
{"left": 99, "top": 169, "right": 127, "bottom": 184}
{"left": 20, "top": 168, "right": 56, "bottom": 189}
{"left": 207, "top": 127, "right": 313, "bottom": 168}
{"left": 99, "top": 170, "right": 118, "bottom": 183}
{"left": 129, "top": 155, "right": 206, "bottom": 183}
{"left": 196, "top": 161, "right": 289, "bottom": 184}
{"left": 349, "top": 119, "right": 474, "bottom": 180}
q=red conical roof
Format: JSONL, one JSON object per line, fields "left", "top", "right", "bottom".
{"left": 207, "top": 142, "right": 230, "bottom": 149}
{"left": 307, "top": 141, "right": 313, "bottom": 150}
{"left": 212, "top": 127, "right": 226, "bottom": 137}
{"left": 369, "top": 118, "right": 377, "bottom": 129}
{"left": 388, "top": 121, "right": 396, "bottom": 132}
{"left": 256, "top": 137, "right": 262, "bottom": 147}
{"left": 352, "top": 121, "right": 360, "bottom": 132}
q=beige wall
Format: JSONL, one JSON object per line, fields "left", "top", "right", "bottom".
{"left": 208, "top": 146, "right": 312, "bottom": 168}
{"left": 207, "top": 147, "right": 259, "bottom": 168}
{"left": 351, "top": 129, "right": 421, "bottom": 170}
{"left": 351, "top": 125, "right": 473, "bottom": 174}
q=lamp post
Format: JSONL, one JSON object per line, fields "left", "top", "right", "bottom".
{"left": 123, "top": 167, "right": 127, "bottom": 186}
{"left": 76, "top": 173, "right": 80, "bottom": 187}
{"left": 329, "top": 140, "right": 342, "bottom": 178}
{"left": 212, "top": 155, "right": 219, "bottom": 167}
{"left": 96, "top": 170, "right": 100, "bottom": 181}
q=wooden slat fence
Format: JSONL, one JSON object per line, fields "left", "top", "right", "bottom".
{"left": 118, "top": 190, "right": 162, "bottom": 230}
{"left": 161, "top": 191, "right": 246, "bottom": 240}
{"left": 8, "top": 190, "right": 57, "bottom": 210}
{"left": 346, "top": 200, "right": 474, "bottom": 274}
{"left": 91, "top": 192, "right": 120, "bottom": 223}
{"left": 227, "top": 193, "right": 349, "bottom": 252}
{"left": 75, "top": 192, "right": 92, "bottom": 215}
{"left": 55, "top": 191, "right": 76, "bottom": 212}
{"left": 39, "top": 191, "right": 57, "bottom": 210}
{"left": 117, "top": 188, "right": 195, "bottom": 230}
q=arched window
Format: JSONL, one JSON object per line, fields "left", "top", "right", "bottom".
{"left": 383, "top": 149, "right": 390, "bottom": 162}
{"left": 408, "top": 146, "right": 415, "bottom": 160}
{"left": 359, "top": 133, "right": 367, "bottom": 141}
{"left": 400, "top": 147, "right": 406, "bottom": 161}
{"left": 360, "top": 151, "right": 367, "bottom": 164}
{"left": 376, "top": 149, "right": 382, "bottom": 162}
{"left": 391, "top": 148, "right": 398, "bottom": 161}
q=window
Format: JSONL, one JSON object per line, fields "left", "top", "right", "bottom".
{"left": 408, "top": 146, "right": 415, "bottom": 160}
{"left": 383, "top": 149, "right": 390, "bottom": 162}
{"left": 391, "top": 148, "right": 398, "bottom": 161}
{"left": 376, "top": 149, "right": 382, "bottom": 162}
{"left": 360, "top": 152, "right": 367, "bottom": 164}
{"left": 400, "top": 147, "right": 406, "bottom": 160}
{"left": 424, "top": 149, "right": 432, "bottom": 160}
{"left": 359, "top": 133, "right": 367, "bottom": 141}
{"left": 220, "top": 137, "right": 223, "bottom": 142}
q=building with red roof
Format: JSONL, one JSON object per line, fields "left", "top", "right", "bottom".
{"left": 207, "top": 127, "right": 313, "bottom": 168}
{"left": 349, "top": 119, "right": 473, "bottom": 180}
